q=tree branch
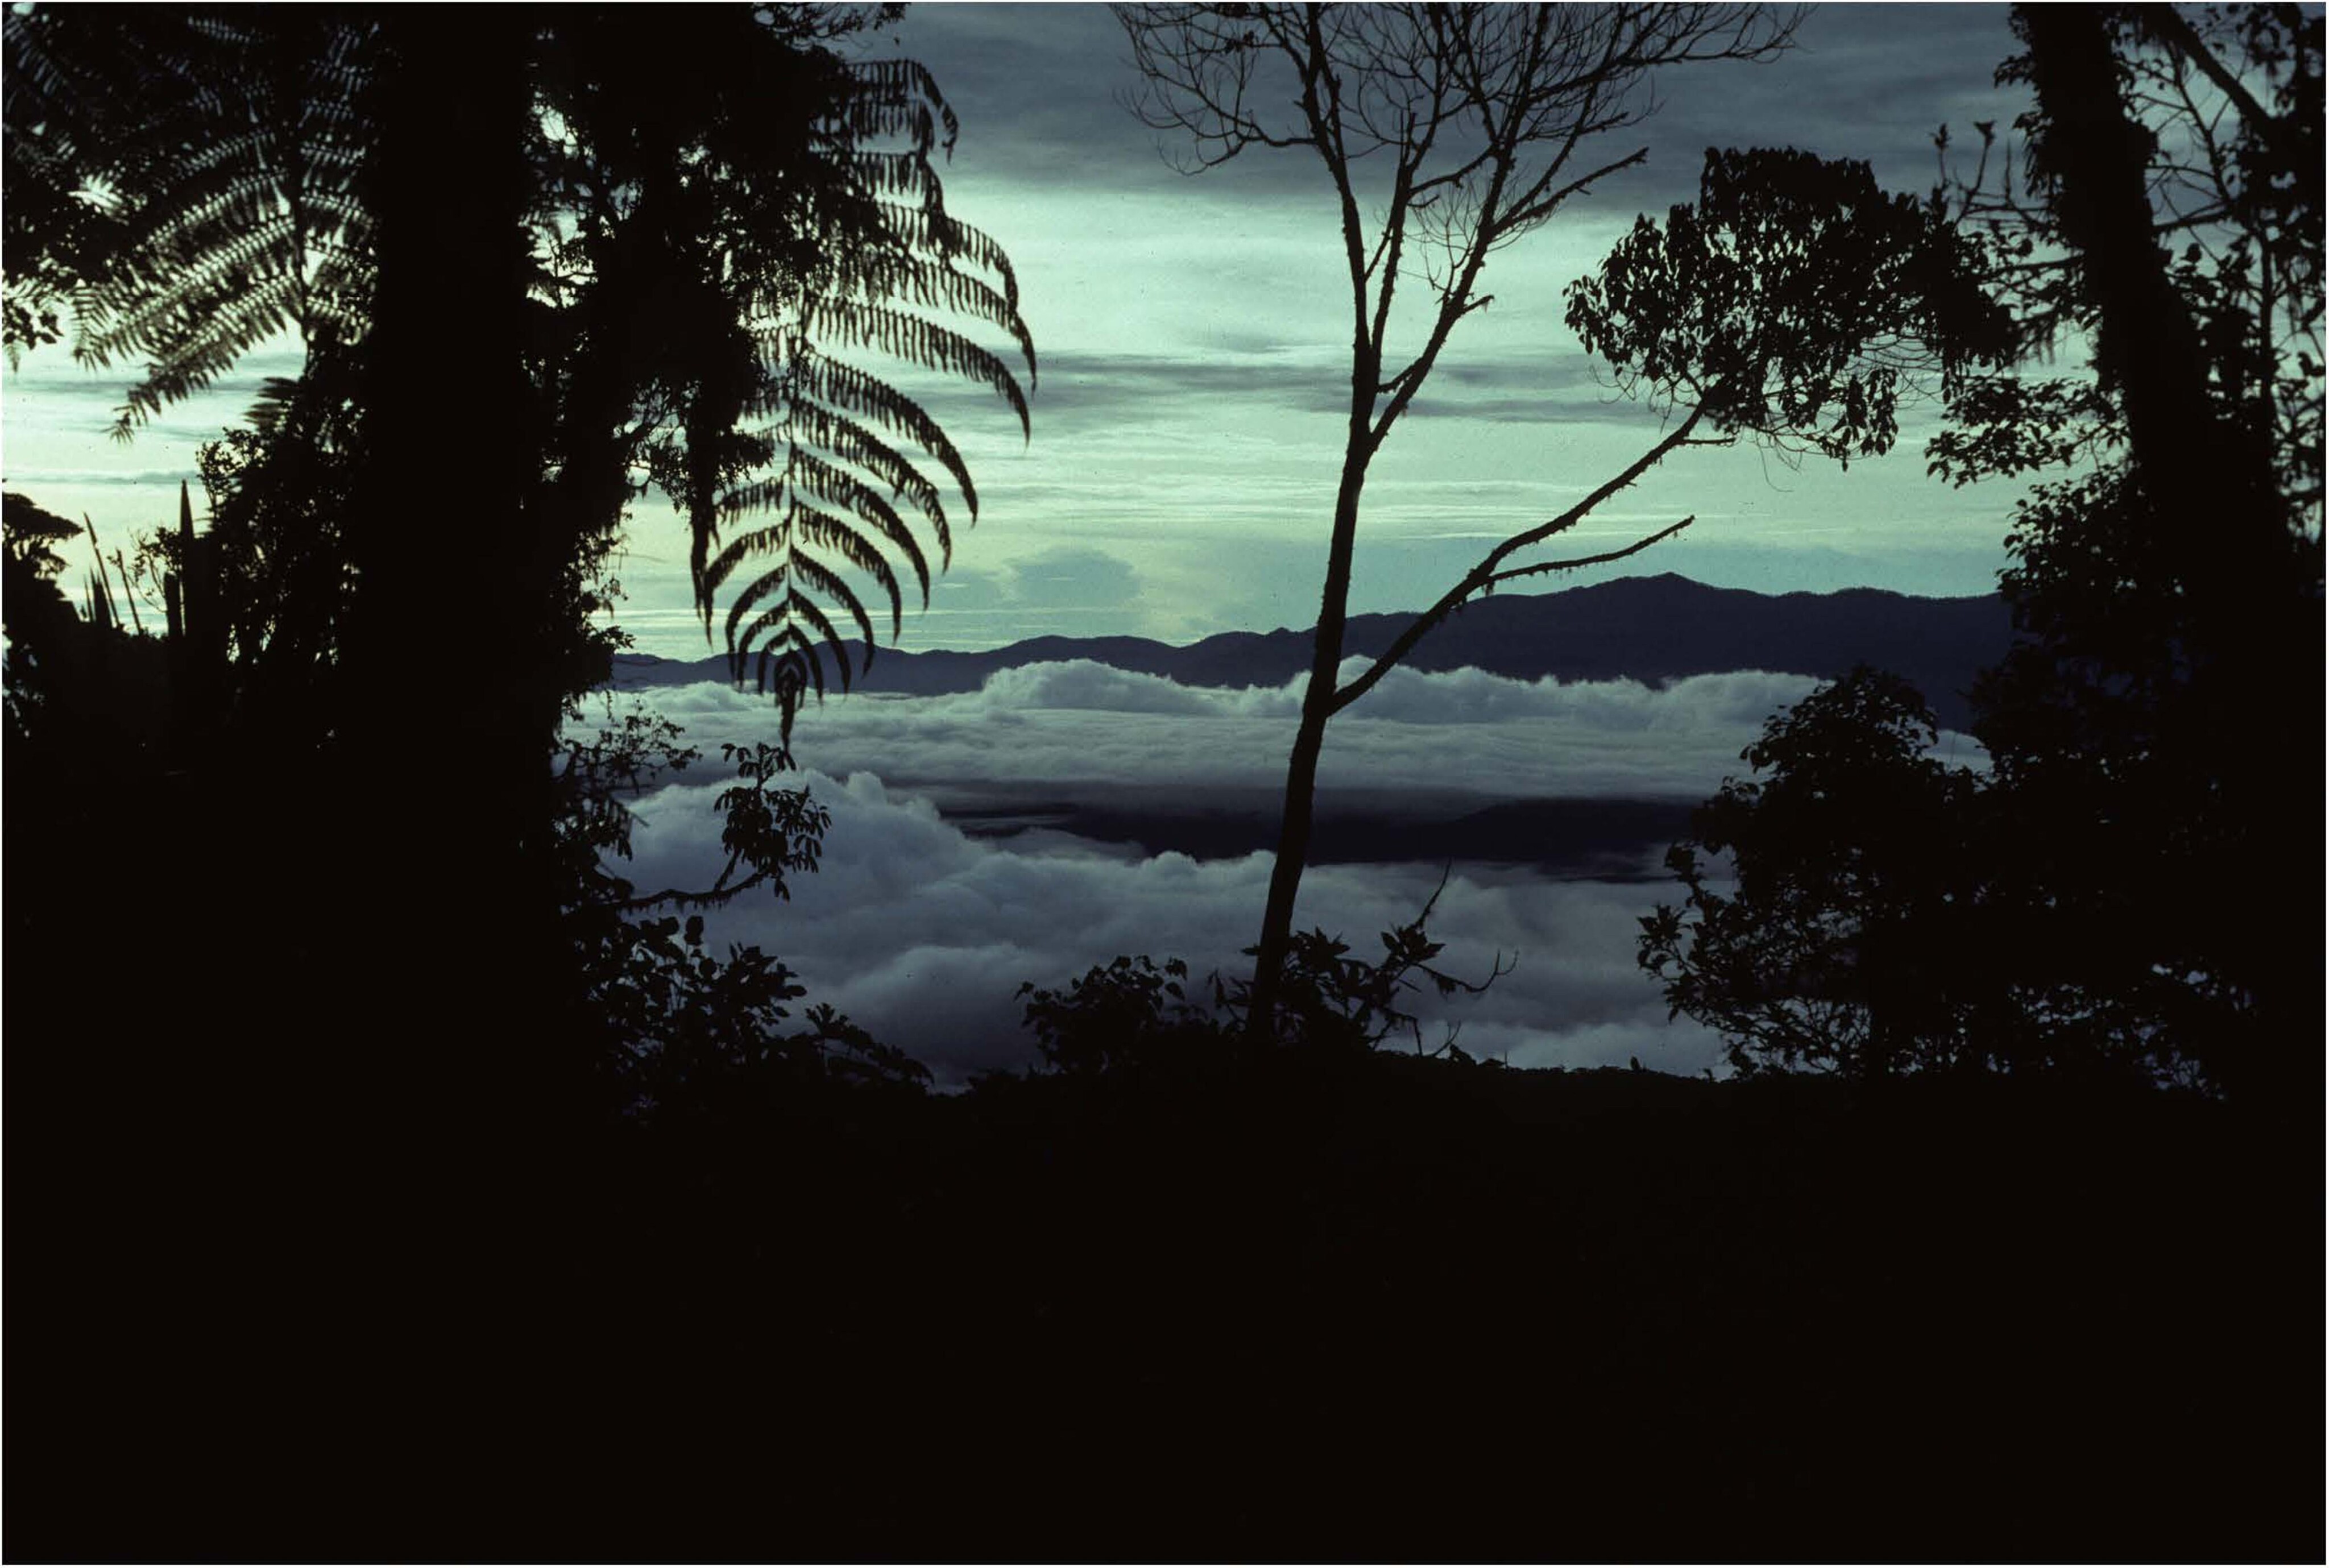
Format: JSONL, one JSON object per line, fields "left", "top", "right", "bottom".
{"left": 2140, "top": 4, "right": 2291, "bottom": 156}
{"left": 1479, "top": 512, "right": 1696, "bottom": 587}
{"left": 1330, "top": 406, "right": 1706, "bottom": 716}
{"left": 1494, "top": 144, "right": 1648, "bottom": 237}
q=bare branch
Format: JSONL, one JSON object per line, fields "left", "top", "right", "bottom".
{"left": 1331, "top": 406, "right": 1707, "bottom": 716}
{"left": 1114, "top": 4, "right": 1801, "bottom": 1031}
{"left": 1480, "top": 513, "right": 1696, "bottom": 587}
{"left": 2140, "top": 3, "right": 2293, "bottom": 157}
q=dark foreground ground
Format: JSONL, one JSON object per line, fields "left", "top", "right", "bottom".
{"left": 13, "top": 1047, "right": 2319, "bottom": 1563}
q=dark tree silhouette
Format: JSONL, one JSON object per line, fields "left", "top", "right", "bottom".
{"left": 2, "top": 9, "right": 1029, "bottom": 1550}
{"left": 1646, "top": 5, "right": 2322, "bottom": 1098}
{"left": 2, "top": 490, "right": 90, "bottom": 735}
{"left": 1114, "top": 5, "right": 2013, "bottom": 1039}
{"left": 1639, "top": 669, "right": 1992, "bottom": 1079}
{"left": 2, "top": 8, "right": 1034, "bottom": 1097}
{"left": 1973, "top": 4, "right": 2320, "bottom": 1101}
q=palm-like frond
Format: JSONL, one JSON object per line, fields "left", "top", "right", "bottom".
{"left": 6, "top": 6, "right": 1034, "bottom": 741}
{"left": 784, "top": 346, "right": 983, "bottom": 540}
{"left": 691, "top": 49, "right": 1035, "bottom": 727}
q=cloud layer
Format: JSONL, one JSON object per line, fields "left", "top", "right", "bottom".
{"left": 635, "top": 658, "right": 1971, "bottom": 808}
{"left": 590, "top": 659, "right": 1984, "bottom": 1085}
{"left": 615, "top": 767, "right": 1726, "bottom": 1087}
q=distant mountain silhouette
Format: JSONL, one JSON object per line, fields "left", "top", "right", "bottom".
{"left": 610, "top": 573, "right": 2012, "bottom": 730}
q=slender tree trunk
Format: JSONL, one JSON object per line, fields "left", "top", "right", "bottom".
{"left": 1246, "top": 452, "right": 1370, "bottom": 1039}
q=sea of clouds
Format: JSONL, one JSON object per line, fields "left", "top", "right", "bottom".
{"left": 591, "top": 659, "right": 1984, "bottom": 1086}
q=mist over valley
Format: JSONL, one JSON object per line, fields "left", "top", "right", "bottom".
{"left": 592, "top": 574, "right": 2003, "bottom": 1083}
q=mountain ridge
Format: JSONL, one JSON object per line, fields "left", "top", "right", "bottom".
{"left": 609, "top": 571, "right": 2013, "bottom": 731}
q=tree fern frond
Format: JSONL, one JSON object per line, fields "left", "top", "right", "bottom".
{"left": 733, "top": 590, "right": 857, "bottom": 698}
{"left": 864, "top": 247, "right": 1038, "bottom": 384}
{"left": 838, "top": 147, "right": 948, "bottom": 206}
{"left": 77, "top": 199, "right": 296, "bottom": 351}
{"left": 103, "top": 281, "right": 303, "bottom": 431}
{"left": 795, "top": 299, "right": 1030, "bottom": 438}
{"left": 9, "top": 9, "right": 381, "bottom": 432}
{"left": 751, "top": 632, "right": 824, "bottom": 711}
{"left": 520, "top": 20, "right": 1029, "bottom": 716}
{"left": 780, "top": 587, "right": 854, "bottom": 693}
{"left": 839, "top": 57, "right": 960, "bottom": 156}
{"left": 787, "top": 495, "right": 910, "bottom": 638}
{"left": 788, "top": 346, "right": 979, "bottom": 528}
{"left": 788, "top": 550, "right": 881, "bottom": 654}
{"left": 873, "top": 205, "right": 1021, "bottom": 312}
{"left": 780, "top": 401, "right": 947, "bottom": 536}
{"left": 723, "top": 554, "right": 784, "bottom": 655}
{"left": 701, "top": 520, "right": 793, "bottom": 613}
{"left": 781, "top": 450, "right": 931, "bottom": 601}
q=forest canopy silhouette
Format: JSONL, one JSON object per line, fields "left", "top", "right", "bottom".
{"left": 2, "top": 3, "right": 2319, "bottom": 1562}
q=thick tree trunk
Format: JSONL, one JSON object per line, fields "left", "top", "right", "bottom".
{"left": 342, "top": 10, "right": 553, "bottom": 1094}
{"left": 330, "top": 0, "right": 575, "bottom": 1392}
{"left": 2016, "top": 3, "right": 2319, "bottom": 1102}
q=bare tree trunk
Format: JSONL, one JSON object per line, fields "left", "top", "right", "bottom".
{"left": 1246, "top": 451, "right": 1369, "bottom": 1039}
{"left": 1116, "top": 4, "right": 1804, "bottom": 1044}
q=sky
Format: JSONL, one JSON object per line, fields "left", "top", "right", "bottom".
{"left": 0, "top": 2, "right": 2044, "bottom": 1080}
{"left": 0, "top": 2, "right": 2038, "bottom": 659}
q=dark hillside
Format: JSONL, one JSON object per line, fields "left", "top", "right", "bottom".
{"left": 599, "top": 1060, "right": 2318, "bottom": 1563}
{"left": 18, "top": 1052, "right": 2309, "bottom": 1562}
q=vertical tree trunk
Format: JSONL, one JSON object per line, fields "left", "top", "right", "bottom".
{"left": 2016, "top": 3, "right": 2318, "bottom": 1102}
{"left": 342, "top": 8, "right": 549, "bottom": 1080}
{"left": 1245, "top": 454, "right": 1369, "bottom": 1040}
{"left": 330, "top": 6, "right": 579, "bottom": 1330}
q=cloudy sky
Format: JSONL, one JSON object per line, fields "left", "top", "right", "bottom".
{"left": 1, "top": 3, "right": 2037, "bottom": 1079}
{"left": 2, "top": 2, "right": 2034, "bottom": 658}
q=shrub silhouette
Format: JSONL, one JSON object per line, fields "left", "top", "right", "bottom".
{"left": 1020, "top": 878, "right": 1506, "bottom": 1077}
{"left": 1642, "top": 667, "right": 2005, "bottom": 1079}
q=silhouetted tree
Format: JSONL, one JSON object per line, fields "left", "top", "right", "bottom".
{"left": 1638, "top": 667, "right": 2093, "bottom": 1081}
{"left": 4, "top": 7, "right": 1034, "bottom": 1080}
{"left": 1922, "top": 5, "right": 2320, "bottom": 1096}
{"left": 1116, "top": 5, "right": 2014, "bottom": 1038}
{"left": 1972, "top": 5, "right": 2319, "bottom": 1101}
{"left": 1647, "top": 5, "right": 2322, "bottom": 1097}
{"left": 2, "top": 13, "right": 1028, "bottom": 1536}
{"left": 2, "top": 490, "right": 88, "bottom": 736}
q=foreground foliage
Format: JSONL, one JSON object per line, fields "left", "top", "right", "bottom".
{"left": 1643, "top": 4, "right": 2322, "bottom": 1099}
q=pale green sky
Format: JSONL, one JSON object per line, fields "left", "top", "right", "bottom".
{"left": 0, "top": 3, "right": 2035, "bottom": 658}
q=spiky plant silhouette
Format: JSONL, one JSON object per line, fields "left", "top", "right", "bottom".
{"left": 3, "top": 7, "right": 1034, "bottom": 727}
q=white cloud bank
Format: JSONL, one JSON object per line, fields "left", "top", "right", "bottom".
{"left": 616, "top": 768, "right": 1726, "bottom": 1087}
{"left": 590, "top": 660, "right": 1983, "bottom": 1085}
{"left": 640, "top": 659, "right": 1988, "bottom": 808}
